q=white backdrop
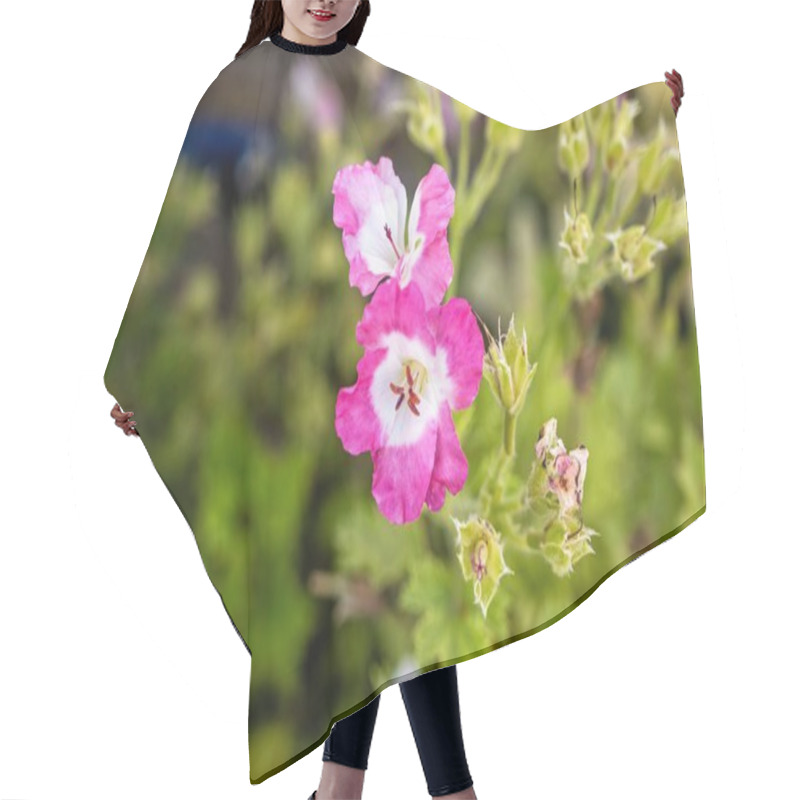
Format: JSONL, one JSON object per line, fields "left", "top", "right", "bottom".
{"left": 1, "top": 1, "right": 795, "bottom": 798}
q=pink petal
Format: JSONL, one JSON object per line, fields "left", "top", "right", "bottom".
{"left": 427, "top": 297, "right": 484, "bottom": 410}
{"left": 401, "top": 164, "right": 456, "bottom": 308}
{"left": 372, "top": 419, "right": 438, "bottom": 525}
{"left": 355, "top": 278, "right": 436, "bottom": 354}
{"left": 334, "top": 348, "right": 387, "bottom": 455}
{"left": 332, "top": 157, "right": 408, "bottom": 297}
{"left": 425, "top": 402, "right": 469, "bottom": 512}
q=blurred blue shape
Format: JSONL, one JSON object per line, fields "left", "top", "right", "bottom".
{"left": 180, "top": 116, "right": 274, "bottom": 198}
{"left": 182, "top": 116, "right": 251, "bottom": 170}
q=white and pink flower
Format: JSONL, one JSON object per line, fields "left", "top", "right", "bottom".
{"left": 335, "top": 278, "right": 484, "bottom": 525}
{"left": 533, "top": 417, "right": 589, "bottom": 513}
{"left": 332, "top": 156, "right": 456, "bottom": 309}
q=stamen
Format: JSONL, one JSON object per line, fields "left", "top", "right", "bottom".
{"left": 384, "top": 223, "right": 402, "bottom": 260}
{"left": 388, "top": 359, "right": 428, "bottom": 418}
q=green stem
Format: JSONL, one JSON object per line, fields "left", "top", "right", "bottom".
{"left": 433, "top": 139, "right": 451, "bottom": 179}
{"left": 537, "top": 282, "right": 572, "bottom": 355}
{"left": 479, "top": 409, "right": 519, "bottom": 519}
{"left": 503, "top": 411, "right": 517, "bottom": 459}
{"left": 433, "top": 92, "right": 452, "bottom": 176}
{"left": 616, "top": 188, "right": 641, "bottom": 230}
{"left": 585, "top": 155, "right": 604, "bottom": 220}
{"left": 447, "top": 113, "right": 472, "bottom": 299}
{"left": 595, "top": 174, "right": 619, "bottom": 236}
{"left": 456, "top": 112, "right": 471, "bottom": 213}
{"left": 449, "top": 222, "right": 465, "bottom": 298}
{"left": 449, "top": 144, "right": 505, "bottom": 299}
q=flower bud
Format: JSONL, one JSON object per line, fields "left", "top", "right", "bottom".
{"left": 646, "top": 192, "right": 687, "bottom": 245}
{"left": 406, "top": 84, "right": 446, "bottom": 158}
{"left": 486, "top": 117, "right": 524, "bottom": 154}
{"left": 588, "top": 102, "right": 613, "bottom": 158}
{"left": 603, "top": 97, "right": 640, "bottom": 174}
{"left": 482, "top": 315, "right": 538, "bottom": 417}
{"left": 557, "top": 114, "right": 590, "bottom": 177}
{"left": 558, "top": 205, "right": 594, "bottom": 264}
{"left": 637, "top": 115, "right": 680, "bottom": 195}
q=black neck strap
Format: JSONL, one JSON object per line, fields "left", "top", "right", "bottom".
{"left": 269, "top": 31, "right": 348, "bottom": 55}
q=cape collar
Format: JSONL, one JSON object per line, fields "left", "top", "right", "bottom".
{"left": 269, "top": 31, "right": 348, "bottom": 55}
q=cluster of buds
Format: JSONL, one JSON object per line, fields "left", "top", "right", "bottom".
{"left": 527, "top": 418, "right": 599, "bottom": 577}
{"left": 556, "top": 96, "right": 655, "bottom": 297}
{"left": 482, "top": 314, "right": 538, "bottom": 419}
{"left": 452, "top": 514, "right": 514, "bottom": 618}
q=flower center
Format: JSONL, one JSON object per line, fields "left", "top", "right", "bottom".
{"left": 471, "top": 540, "right": 488, "bottom": 582}
{"left": 389, "top": 359, "right": 428, "bottom": 417}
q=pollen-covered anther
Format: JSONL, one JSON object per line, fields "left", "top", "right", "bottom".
{"left": 389, "top": 361, "right": 427, "bottom": 417}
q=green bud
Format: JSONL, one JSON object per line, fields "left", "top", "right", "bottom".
{"left": 637, "top": 115, "right": 680, "bottom": 195}
{"left": 605, "top": 225, "right": 667, "bottom": 282}
{"left": 603, "top": 97, "right": 640, "bottom": 174}
{"left": 484, "top": 337, "right": 515, "bottom": 410}
{"left": 406, "top": 85, "right": 446, "bottom": 158}
{"left": 452, "top": 514, "right": 514, "bottom": 619}
{"left": 452, "top": 97, "right": 477, "bottom": 126}
{"left": 558, "top": 205, "right": 594, "bottom": 264}
{"left": 486, "top": 117, "right": 524, "bottom": 154}
{"left": 588, "top": 102, "right": 614, "bottom": 159}
{"left": 557, "top": 114, "right": 590, "bottom": 177}
{"left": 535, "top": 416, "right": 560, "bottom": 452}
{"left": 482, "top": 315, "right": 538, "bottom": 417}
{"left": 646, "top": 192, "right": 688, "bottom": 245}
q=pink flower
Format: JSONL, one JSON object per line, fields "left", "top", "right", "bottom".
{"left": 534, "top": 418, "right": 589, "bottom": 513}
{"left": 332, "top": 156, "right": 456, "bottom": 309}
{"left": 335, "top": 278, "right": 484, "bottom": 525}
{"left": 290, "top": 60, "right": 343, "bottom": 132}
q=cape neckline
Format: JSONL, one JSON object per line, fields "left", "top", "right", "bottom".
{"left": 269, "top": 31, "right": 349, "bottom": 55}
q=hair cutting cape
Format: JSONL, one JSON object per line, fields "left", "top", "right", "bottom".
{"left": 104, "top": 33, "right": 706, "bottom": 785}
